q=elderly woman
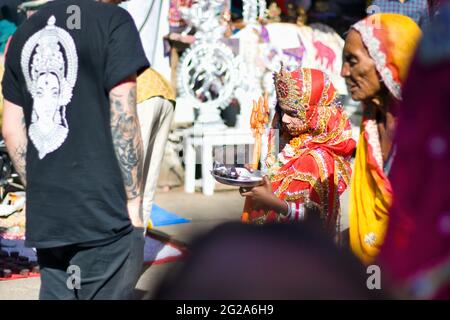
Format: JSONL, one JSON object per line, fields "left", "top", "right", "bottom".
{"left": 241, "top": 67, "right": 355, "bottom": 237}
{"left": 341, "top": 13, "right": 422, "bottom": 264}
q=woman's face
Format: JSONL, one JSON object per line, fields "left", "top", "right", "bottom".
{"left": 34, "top": 73, "right": 60, "bottom": 122}
{"left": 279, "top": 103, "right": 309, "bottom": 137}
{"left": 341, "top": 30, "right": 381, "bottom": 101}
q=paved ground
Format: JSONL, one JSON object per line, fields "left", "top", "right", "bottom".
{"left": 0, "top": 182, "right": 350, "bottom": 300}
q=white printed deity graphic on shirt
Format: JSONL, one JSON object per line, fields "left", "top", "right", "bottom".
{"left": 21, "top": 15, "right": 78, "bottom": 159}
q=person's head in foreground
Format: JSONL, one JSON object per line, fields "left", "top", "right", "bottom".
{"left": 153, "top": 221, "right": 389, "bottom": 299}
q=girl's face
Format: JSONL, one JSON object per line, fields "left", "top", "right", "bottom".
{"left": 278, "top": 102, "right": 309, "bottom": 137}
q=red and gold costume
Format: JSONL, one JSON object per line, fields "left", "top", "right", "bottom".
{"left": 242, "top": 67, "right": 356, "bottom": 235}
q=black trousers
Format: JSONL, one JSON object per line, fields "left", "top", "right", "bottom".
{"left": 36, "top": 228, "right": 145, "bottom": 300}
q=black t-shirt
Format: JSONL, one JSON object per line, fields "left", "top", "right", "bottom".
{"left": 1, "top": 0, "right": 150, "bottom": 248}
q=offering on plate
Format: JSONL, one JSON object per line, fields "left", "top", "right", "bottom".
{"left": 212, "top": 163, "right": 240, "bottom": 180}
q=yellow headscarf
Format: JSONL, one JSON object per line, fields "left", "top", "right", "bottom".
{"left": 349, "top": 14, "right": 422, "bottom": 264}
{"left": 351, "top": 13, "right": 422, "bottom": 100}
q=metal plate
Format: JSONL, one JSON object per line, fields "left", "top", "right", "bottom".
{"left": 211, "top": 167, "right": 263, "bottom": 188}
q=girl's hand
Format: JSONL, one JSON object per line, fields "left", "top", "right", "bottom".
{"left": 240, "top": 176, "right": 278, "bottom": 211}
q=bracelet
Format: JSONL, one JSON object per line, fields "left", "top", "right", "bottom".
{"left": 299, "top": 203, "right": 305, "bottom": 221}
{"left": 284, "top": 201, "right": 307, "bottom": 222}
{"left": 283, "top": 200, "right": 292, "bottom": 218}
{"left": 292, "top": 202, "right": 298, "bottom": 221}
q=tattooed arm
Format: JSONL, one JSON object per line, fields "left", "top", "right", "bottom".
{"left": 109, "top": 75, "right": 145, "bottom": 227}
{"left": 2, "top": 100, "right": 27, "bottom": 187}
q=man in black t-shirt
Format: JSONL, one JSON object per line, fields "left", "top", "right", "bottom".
{"left": 1, "top": 0, "right": 149, "bottom": 299}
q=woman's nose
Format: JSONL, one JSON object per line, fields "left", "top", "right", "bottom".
{"left": 341, "top": 62, "right": 350, "bottom": 78}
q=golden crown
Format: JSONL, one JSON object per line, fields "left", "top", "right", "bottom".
{"left": 273, "top": 64, "right": 308, "bottom": 121}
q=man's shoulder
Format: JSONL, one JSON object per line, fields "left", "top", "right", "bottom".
{"left": 80, "top": 0, "right": 134, "bottom": 23}
{"left": 13, "top": 0, "right": 135, "bottom": 38}
{"left": 34, "top": 0, "right": 133, "bottom": 25}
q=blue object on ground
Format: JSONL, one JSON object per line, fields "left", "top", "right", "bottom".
{"left": 150, "top": 204, "right": 190, "bottom": 227}
{"left": 0, "top": 237, "right": 37, "bottom": 262}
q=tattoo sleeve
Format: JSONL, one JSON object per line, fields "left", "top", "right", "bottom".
{"left": 7, "top": 115, "right": 28, "bottom": 187}
{"left": 109, "top": 84, "right": 144, "bottom": 200}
